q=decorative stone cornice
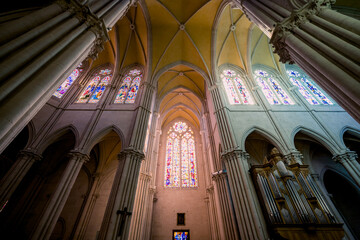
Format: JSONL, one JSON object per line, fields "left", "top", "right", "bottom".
{"left": 270, "top": 0, "right": 334, "bottom": 63}
{"left": 140, "top": 171, "right": 152, "bottom": 181}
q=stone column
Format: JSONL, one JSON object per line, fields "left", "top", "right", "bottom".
{"left": 212, "top": 170, "right": 239, "bottom": 240}
{"left": 0, "top": 149, "right": 41, "bottom": 211}
{"left": 222, "top": 151, "right": 266, "bottom": 240}
{"left": 31, "top": 151, "right": 89, "bottom": 240}
{"left": 97, "top": 149, "right": 144, "bottom": 240}
{"left": 0, "top": 0, "right": 133, "bottom": 153}
{"left": 333, "top": 151, "right": 360, "bottom": 187}
{"left": 206, "top": 185, "right": 221, "bottom": 240}
{"left": 235, "top": 0, "right": 360, "bottom": 123}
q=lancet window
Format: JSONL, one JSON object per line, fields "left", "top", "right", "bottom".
{"left": 254, "top": 69, "right": 294, "bottom": 105}
{"left": 164, "top": 121, "right": 198, "bottom": 188}
{"left": 53, "top": 63, "right": 85, "bottom": 98}
{"left": 77, "top": 68, "right": 113, "bottom": 103}
{"left": 286, "top": 67, "right": 333, "bottom": 105}
{"left": 221, "top": 69, "right": 254, "bottom": 104}
{"left": 114, "top": 68, "right": 142, "bottom": 104}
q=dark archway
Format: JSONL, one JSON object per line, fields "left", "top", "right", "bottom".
{"left": 324, "top": 170, "right": 360, "bottom": 239}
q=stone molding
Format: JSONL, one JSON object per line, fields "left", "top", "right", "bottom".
{"left": 221, "top": 149, "right": 249, "bottom": 163}
{"left": 270, "top": 0, "right": 334, "bottom": 63}
{"left": 211, "top": 169, "right": 227, "bottom": 181}
{"left": 284, "top": 151, "right": 303, "bottom": 165}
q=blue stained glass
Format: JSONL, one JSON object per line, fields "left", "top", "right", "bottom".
{"left": 254, "top": 69, "right": 294, "bottom": 105}
{"left": 221, "top": 69, "right": 254, "bottom": 105}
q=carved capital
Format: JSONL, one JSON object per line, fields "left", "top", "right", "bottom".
{"left": 221, "top": 149, "right": 249, "bottom": 163}
{"left": 333, "top": 151, "right": 358, "bottom": 163}
{"left": 118, "top": 148, "right": 145, "bottom": 162}
{"left": 284, "top": 151, "right": 303, "bottom": 165}
{"left": 270, "top": 0, "right": 332, "bottom": 63}
{"left": 17, "top": 149, "right": 42, "bottom": 162}
{"left": 211, "top": 169, "right": 227, "bottom": 181}
{"left": 67, "top": 151, "right": 90, "bottom": 163}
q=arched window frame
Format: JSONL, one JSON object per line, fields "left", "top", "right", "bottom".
{"left": 219, "top": 65, "right": 255, "bottom": 105}
{"left": 53, "top": 61, "right": 88, "bottom": 99}
{"left": 285, "top": 65, "right": 334, "bottom": 106}
{"left": 76, "top": 65, "right": 113, "bottom": 104}
{"left": 252, "top": 66, "right": 295, "bottom": 105}
{"left": 164, "top": 121, "right": 198, "bottom": 188}
{"left": 114, "top": 66, "right": 144, "bottom": 104}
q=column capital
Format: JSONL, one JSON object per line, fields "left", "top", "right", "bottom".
{"left": 221, "top": 149, "right": 249, "bottom": 163}
{"left": 206, "top": 185, "right": 214, "bottom": 193}
{"left": 270, "top": 0, "right": 333, "bottom": 63}
{"left": 18, "top": 149, "right": 42, "bottom": 162}
{"left": 67, "top": 151, "right": 90, "bottom": 163}
{"left": 284, "top": 151, "right": 303, "bottom": 165}
{"left": 333, "top": 151, "right": 358, "bottom": 163}
{"left": 118, "top": 148, "right": 145, "bottom": 162}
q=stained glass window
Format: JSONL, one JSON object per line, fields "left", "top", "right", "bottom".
{"left": 286, "top": 67, "right": 333, "bottom": 105}
{"left": 115, "top": 68, "right": 142, "bottom": 104}
{"left": 254, "top": 69, "right": 294, "bottom": 105}
{"left": 221, "top": 69, "right": 254, "bottom": 105}
{"left": 164, "top": 121, "right": 198, "bottom": 188}
{"left": 77, "top": 68, "right": 112, "bottom": 103}
{"left": 53, "top": 63, "right": 84, "bottom": 98}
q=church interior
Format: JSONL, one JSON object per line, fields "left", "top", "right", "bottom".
{"left": 0, "top": 0, "right": 360, "bottom": 239}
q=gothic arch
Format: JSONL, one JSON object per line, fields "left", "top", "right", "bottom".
{"left": 242, "top": 126, "right": 286, "bottom": 154}
{"left": 339, "top": 126, "right": 360, "bottom": 148}
{"left": 157, "top": 85, "right": 204, "bottom": 109}
{"left": 291, "top": 126, "right": 340, "bottom": 155}
{"left": 24, "top": 121, "right": 36, "bottom": 149}
{"left": 153, "top": 61, "right": 211, "bottom": 87}
{"left": 38, "top": 125, "right": 79, "bottom": 154}
{"left": 79, "top": 63, "right": 114, "bottom": 86}
{"left": 83, "top": 125, "right": 124, "bottom": 154}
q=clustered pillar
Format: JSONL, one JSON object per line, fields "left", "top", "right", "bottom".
{"left": 0, "top": 0, "right": 135, "bottom": 153}
{"left": 333, "top": 151, "right": 360, "bottom": 187}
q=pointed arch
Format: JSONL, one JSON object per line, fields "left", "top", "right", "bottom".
{"left": 242, "top": 126, "right": 286, "bottom": 154}
{"left": 38, "top": 125, "right": 79, "bottom": 154}
{"left": 83, "top": 126, "right": 124, "bottom": 154}
{"left": 291, "top": 126, "right": 339, "bottom": 154}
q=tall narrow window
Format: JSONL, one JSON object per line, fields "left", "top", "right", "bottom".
{"left": 286, "top": 67, "right": 333, "bottom": 105}
{"left": 164, "top": 121, "right": 198, "bottom": 188}
{"left": 53, "top": 63, "right": 84, "bottom": 98}
{"left": 221, "top": 69, "right": 254, "bottom": 104}
{"left": 254, "top": 69, "right": 294, "bottom": 105}
{"left": 114, "top": 68, "right": 142, "bottom": 104}
{"left": 77, "top": 68, "right": 112, "bottom": 103}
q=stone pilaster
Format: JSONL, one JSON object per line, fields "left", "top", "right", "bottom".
{"left": 212, "top": 170, "right": 239, "bottom": 240}
{"left": 222, "top": 150, "right": 266, "bottom": 240}
{"left": 31, "top": 151, "right": 89, "bottom": 240}
{"left": 205, "top": 185, "right": 221, "bottom": 240}
{"left": 0, "top": 150, "right": 42, "bottom": 211}
{"left": 98, "top": 148, "right": 144, "bottom": 240}
{"left": 333, "top": 151, "right": 360, "bottom": 187}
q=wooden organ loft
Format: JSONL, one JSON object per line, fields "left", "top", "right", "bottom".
{"left": 250, "top": 148, "right": 344, "bottom": 239}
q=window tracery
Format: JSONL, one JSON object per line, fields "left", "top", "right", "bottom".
{"left": 77, "top": 68, "right": 112, "bottom": 103}
{"left": 286, "top": 67, "right": 333, "bottom": 105}
{"left": 220, "top": 69, "right": 254, "bottom": 105}
{"left": 114, "top": 68, "right": 142, "bottom": 104}
{"left": 254, "top": 69, "right": 294, "bottom": 105}
{"left": 164, "top": 121, "right": 198, "bottom": 188}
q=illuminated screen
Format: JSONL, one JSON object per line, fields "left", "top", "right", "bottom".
{"left": 173, "top": 230, "right": 190, "bottom": 240}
